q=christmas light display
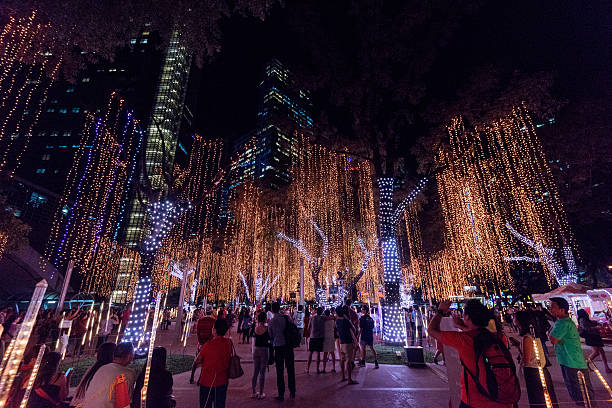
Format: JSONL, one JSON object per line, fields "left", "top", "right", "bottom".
{"left": 278, "top": 217, "right": 329, "bottom": 303}
{"left": 0, "top": 233, "right": 7, "bottom": 261}
{"left": 19, "top": 344, "right": 46, "bottom": 408}
{"left": 0, "top": 11, "right": 61, "bottom": 176}
{"left": 188, "top": 137, "right": 380, "bottom": 303}
{"left": 0, "top": 279, "right": 47, "bottom": 406}
{"left": 425, "top": 106, "right": 576, "bottom": 299}
{"left": 349, "top": 236, "right": 378, "bottom": 289}
{"left": 43, "top": 93, "right": 142, "bottom": 293}
{"left": 238, "top": 265, "right": 280, "bottom": 305}
{"left": 141, "top": 292, "right": 162, "bottom": 408}
{"left": 377, "top": 176, "right": 428, "bottom": 344}
{"left": 530, "top": 336, "right": 553, "bottom": 408}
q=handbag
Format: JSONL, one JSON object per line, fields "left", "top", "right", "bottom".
{"left": 227, "top": 341, "right": 244, "bottom": 379}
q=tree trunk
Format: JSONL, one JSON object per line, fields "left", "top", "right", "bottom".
{"left": 122, "top": 199, "right": 188, "bottom": 353}
{"left": 377, "top": 177, "right": 405, "bottom": 344}
{"left": 122, "top": 250, "right": 156, "bottom": 352}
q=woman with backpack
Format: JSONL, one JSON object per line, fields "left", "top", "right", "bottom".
{"left": 577, "top": 308, "right": 612, "bottom": 373}
{"left": 513, "top": 311, "right": 559, "bottom": 408}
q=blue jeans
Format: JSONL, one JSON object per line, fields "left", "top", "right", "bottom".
{"left": 199, "top": 384, "right": 228, "bottom": 408}
{"left": 560, "top": 365, "right": 597, "bottom": 407}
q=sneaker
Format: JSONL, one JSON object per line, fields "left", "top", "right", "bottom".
{"left": 251, "top": 392, "right": 258, "bottom": 399}
{"left": 290, "top": 392, "right": 295, "bottom": 399}
{"left": 374, "top": 361, "right": 379, "bottom": 369}
{"left": 258, "top": 393, "right": 266, "bottom": 400}
{"left": 359, "top": 360, "right": 366, "bottom": 367}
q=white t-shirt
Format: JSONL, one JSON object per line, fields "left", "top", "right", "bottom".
{"left": 81, "top": 362, "right": 136, "bottom": 408}
{"left": 293, "top": 311, "right": 305, "bottom": 329}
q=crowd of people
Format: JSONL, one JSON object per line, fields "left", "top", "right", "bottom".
{"left": 1, "top": 294, "right": 611, "bottom": 407}
{"left": 428, "top": 297, "right": 611, "bottom": 408}
{"left": 186, "top": 298, "right": 378, "bottom": 407}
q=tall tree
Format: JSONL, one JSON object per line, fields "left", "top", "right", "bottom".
{"left": 1, "top": 1, "right": 281, "bottom": 74}
{"left": 285, "top": 0, "right": 481, "bottom": 343}
{"left": 0, "top": 195, "right": 31, "bottom": 255}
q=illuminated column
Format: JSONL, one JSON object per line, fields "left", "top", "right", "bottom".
{"left": 140, "top": 292, "right": 162, "bottom": 408}
{"left": 377, "top": 178, "right": 404, "bottom": 344}
{"left": 122, "top": 200, "right": 190, "bottom": 354}
{"left": 19, "top": 345, "right": 46, "bottom": 408}
{"left": 0, "top": 279, "right": 48, "bottom": 405}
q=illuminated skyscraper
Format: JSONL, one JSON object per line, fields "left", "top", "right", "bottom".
{"left": 112, "top": 32, "right": 192, "bottom": 303}
{"left": 230, "top": 59, "right": 313, "bottom": 190}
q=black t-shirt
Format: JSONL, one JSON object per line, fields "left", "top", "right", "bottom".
{"left": 336, "top": 318, "right": 354, "bottom": 344}
{"left": 254, "top": 329, "right": 271, "bottom": 347}
{"left": 359, "top": 315, "right": 374, "bottom": 343}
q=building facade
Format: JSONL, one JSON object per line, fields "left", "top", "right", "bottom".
{"left": 230, "top": 59, "right": 313, "bottom": 190}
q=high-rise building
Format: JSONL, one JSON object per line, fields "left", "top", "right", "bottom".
{"left": 230, "top": 59, "right": 313, "bottom": 190}
{"left": 112, "top": 32, "right": 193, "bottom": 303}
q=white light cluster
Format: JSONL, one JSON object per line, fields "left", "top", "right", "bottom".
{"left": 504, "top": 222, "right": 566, "bottom": 285}
{"left": 123, "top": 199, "right": 191, "bottom": 352}
{"left": 504, "top": 256, "right": 540, "bottom": 263}
{"left": 238, "top": 271, "right": 251, "bottom": 301}
{"left": 391, "top": 177, "right": 429, "bottom": 225}
{"left": 278, "top": 216, "right": 329, "bottom": 300}
{"left": 380, "top": 238, "right": 405, "bottom": 343}
{"left": 239, "top": 265, "right": 280, "bottom": 305}
{"left": 564, "top": 246, "right": 578, "bottom": 277}
{"left": 277, "top": 233, "right": 315, "bottom": 264}
{"left": 143, "top": 200, "right": 192, "bottom": 253}
{"left": 122, "top": 275, "right": 152, "bottom": 350}
{"left": 353, "top": 236, "right": 377, "bottom": 286}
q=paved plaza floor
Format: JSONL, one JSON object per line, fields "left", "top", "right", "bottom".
{"left": 164, "top": 326, "right": 612, "bottom": 408}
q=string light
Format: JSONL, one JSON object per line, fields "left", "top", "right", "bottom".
{"left": 19, "top": 344, "right": 46, "bottom": 408}
{"left": 141, "top": 292, "right": 163, "bottom": 408}
{"left": 418, "top": 107, "right": 577, "bottom": 299}
{"left": 0, "top": 11, "right": 62, "bottom": 176}
{"left": 0, "top": 279, "right": 47, "bottom": 406}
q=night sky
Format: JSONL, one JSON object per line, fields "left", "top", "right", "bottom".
{"left": 196, "top": 1, "right": 612, "bottom": 146}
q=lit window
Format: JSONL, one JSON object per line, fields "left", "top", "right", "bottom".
{"left": 141, "top": 38, "right": 148, "bottom": 44}
{"left": 46, "top": 108, "right": 55, "bottom": 113}
{"left": 41, "top": 154, "right": 50, "bottom": 160}
{"left": 35, "top": 168, "right": 46, "bottom": 174}
{"left": 81, "top": 77, "right": 90, "bottom": 83}
{"left": 59, "top": 108, "right": 67, "bottom": 114}
{"left": 72, "top": 107, "right": 80, "bottom": 113}
{"left": 130, "top": 39, "right": 137, "bottom": 45}
{"left": 38, "top": 131, "right": 45, "bottom": 137}
{"left": 66, "top": 88, "right": 75, "bottom": 93}
{"left": 50, "top": 132, "right": 58, "bottom": 137}
{"left": 63, "top": 131, "right": 71, "bottom": 137}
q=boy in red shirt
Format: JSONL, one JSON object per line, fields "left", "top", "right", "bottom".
{"left": 428, "top": 300, "right": 516, "bottom": 408}
{"left": 191, "top": 318, "right": 233, "bottom": 408}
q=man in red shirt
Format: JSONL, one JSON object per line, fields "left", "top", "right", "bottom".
{"left": 196, "top": 307, "right": 216, "bottom": 347}
{"left": 428, "top": 300, "right": 515, "bottom": 408}
{"left": 191, "top": 318, "right": 233, "bottom": 408}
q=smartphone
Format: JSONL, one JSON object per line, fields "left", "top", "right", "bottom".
{"left": 64, "top": 367, "right": 73, "bottom": 377}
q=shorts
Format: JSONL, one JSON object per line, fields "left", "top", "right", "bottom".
{"left": 340, "top": 343, "right": 355, "bottom": 361}
{"left": 309, "top": 337, "right": 324, "bottom": 352}
{"left": 360, "top": 339, "right": 373, "bottom": 347}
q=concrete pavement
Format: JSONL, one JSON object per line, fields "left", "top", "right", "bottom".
{"left": 166, "top": 323, "right": 612, "bottom": 407}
